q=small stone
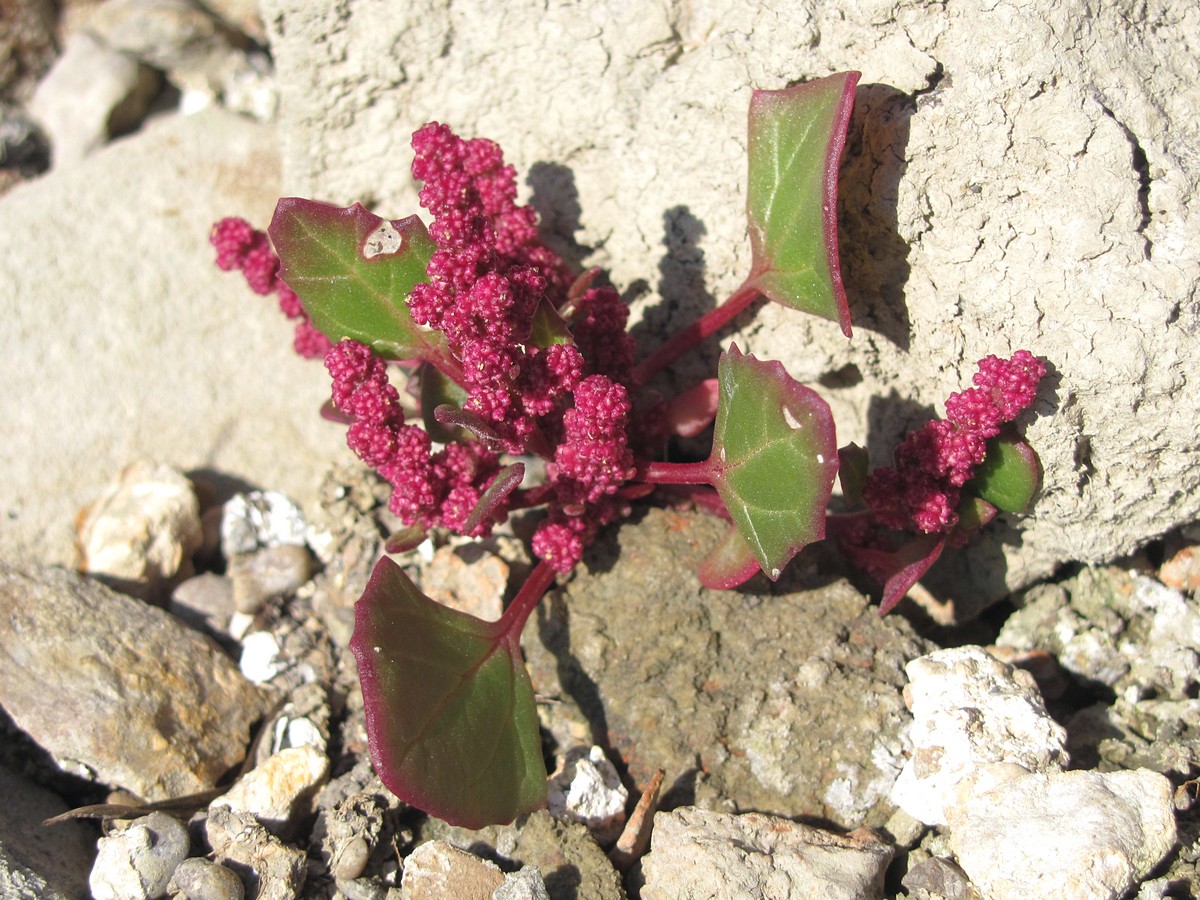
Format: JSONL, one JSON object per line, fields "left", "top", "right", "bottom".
{"left": 547, "top": 746, "right": 628, "bottom": 845}
{"left": 0, "top": 565, "right": 266, "bottom": 800}
{"left": 419, "top": 544, "right": 509, "bottom": 621}
{"left": 89, "top": 812, "right": 190, "bottom": 900}
{"left": 228, "top": 544, "right": 312, "bottom": 614}
{"left": 946, "top": 768, "right": 1177, "bottom": 900}
{"left": 222, "top": 491, "right": 308, "bottom": 558}
{"left": 240, "top": 631, "right": 285, "bottom": 684}
{"left": 494, "top": 865, "right": 550, "bottom": 900}
{"left": 1161, "top": 542, "right": 1200, "bottom": 593}
{"left": 206, "top": 805, "right": 307, "bottom": 900}
{"left": 170, "top": 572, "right": 236, "bottom": 635}
{"left": 211, "top": 746, "right": 329, "bottom": 838}
{"left": 27, "top": 32, "right": 160, "bottom": 166}
{"left": 167, "top": 857, "right": 245, "bottom": 900}
{"left": 640, "top": 807, "right": 894, "bottom": 900}
{"left": 400, "top": 840, "right": 504, "bottom": 899}
{"left": 901, "top": 855, "right": 976, "bottom": 900}
{"left": 891, "top": 646, "right": 1068, "bottom": 827}
{"left": 75, "top": 461, "right": 204, "bottom": 602}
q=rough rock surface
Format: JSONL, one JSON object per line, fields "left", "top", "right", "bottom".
{"left": 891, "top": 646, "right": 1069, "bottom": 826}
{"left": 524, "top": 507, "right": 930, "bottom": 828}
{"left": 89, "top": 812, "right": 190, "bottom": 900}
{"left": 640, "top": 807, "right": 893, "bottom": 900}
{"left": 0, "top": 106, "right": 354, "bottom": 569}
{"left": 945, "top": 768, "right": 1177, "bottom": 900}
{"left": 0, "top": 565, "right": 267, "bottom": 801}
{"left": 261, "top": 0, "right": 1200, "bottom": 616}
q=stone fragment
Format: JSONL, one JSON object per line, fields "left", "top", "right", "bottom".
{"left": 901, "top": 854, "right": 978, "bottom": 900}
{"left": 89, "top": 812, "right": 190, "bottom": 900}
{"left": 222, "top": 492, "right": 309, "bottom": 558}
{"left": 211, "top": 746, "right": 330, "bottom": 838}
{"left": 27, "top": 31, "right": 160, "bottom": 166}
{"left": 0, "top": 103, "right": 49, "bottom": 178}
{"left": 206, "top": 805, "right": 306, "bottom": 900}
{"left": 946, "top": 768, "right": 1177, "bottom": 900}
{"left": 75, "top": 461, "right": 204, "bottom": 601}
{"left": 167, "top": 857, "right": 246, "bottom": 900}
{"left": 891, "top": 646, "right": 1068, "bottom": 827}
{"left": 524, "top": 508, "right": 928, "bottom": 827}
{"left": 240, "top": 631, "right": 285, "bottom": 684}
{"left": 494, "top": 865, "right": 550, "bottom": 900}
{"left": 1066, "top": 697, "right": 1200, "bottom": 778}
{"left": 171, "top": 572, "right": 236, "bottom": 636}
{"left": 399, "top": 840, "right": 504, "bottom": 899}
{"left": 421, "top": 809, "right": 624, "bottom": 900}
{"left": 0, "top": 565, "right": 266, "bottom": 801}
{"left": 0, "top": 761, "right": 94, "bottom": 900}
{"left": 640, "top": 807, "right": 894, "bottom": 900}
{"left": 228, "top": 544, "right": 312, "bottom": 614}
{"left": 547, "top": 746, "right": 628, "bottom": 845}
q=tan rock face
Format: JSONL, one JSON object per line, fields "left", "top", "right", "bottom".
{"left": 261, "top": 0, "right": 1200, "bottom": 617}
{"left": 0, "top": 565, "right": 268, "bottom": 801}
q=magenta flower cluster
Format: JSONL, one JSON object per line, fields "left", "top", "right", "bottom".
{"left": 210, "top": 217, "right": 332, "bottom": 360}
{"left": 863, "top": 350, "right": 1046, "bottom": 534}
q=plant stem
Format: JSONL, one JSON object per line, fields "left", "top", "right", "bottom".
{"left": 631, "top": 281, "right": 761, "bottom": 386}
{"left": 633, "top": 459, "right": 715, "bottom": 485}
{"left": 498, "top": 560, "right": 557, "bottom": 635}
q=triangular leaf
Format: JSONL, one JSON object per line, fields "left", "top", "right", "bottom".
{"left": 350, "top": 557, "right": 547, "bottom": 828}
{"left": 968, "top": 436, "right": 1041, "bottom": 513}
{"left": 708, "top": 345, "right": 838, "bottom": 579}
{"left": 840, "top": 533, "right": 946, "bottom": 615}
{"left": 269, "top": 199, "right": 452, "bottom": 365}
{"left": 697, "top": 524, "right": 762, "bottom": 590}
{"left": 745, "top": 72, "right": 859, "bottom": 336}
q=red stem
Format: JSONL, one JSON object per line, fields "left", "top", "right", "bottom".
{"left": 633, "top": 458, "right": 716, "bottom": 486}
{"left": 498, "top": 560, "right": 558, "bottom": 636}
{"left": 632, "top": 281, "right": 761, "bottom": 387}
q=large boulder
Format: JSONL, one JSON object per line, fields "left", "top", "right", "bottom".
{"left": 261, "top": 0, "right": 1200, "bottom": 616}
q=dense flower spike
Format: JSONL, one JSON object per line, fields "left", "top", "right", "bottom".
{"left": 863, "top": 351, "right": 1046, "bottom": 534}
{"left": 210, "top": 217, "right": 331, "bottom": 359}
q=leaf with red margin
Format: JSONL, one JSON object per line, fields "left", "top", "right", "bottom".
{"left": 841, "top": 534, "right": 947, "bottom": 615}
{"left": 350, "top": 557, "right": 548, "bottom": 828}
{"left": 269, "top": 199, "right": 453, "bottom": 367}
{"left": 707, "top": 345, "right": 839, "bottom": 580}
{"left": 968, "top": 436, "right": 1041, "bottom": 514}
{"left": 744, "top": 72, "right": 859, "bottom": 336}
{"left": 697, "top": 524, "right": 763, "bottom": 590}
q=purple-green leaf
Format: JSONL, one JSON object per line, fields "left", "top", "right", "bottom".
{"left": 744, "top": 72, "right": 859, "bottom": 336}
{"left": 269, "top": 199, "right": 451, "bottom": 365}
{"left": 968, "top": 436, "right": 1041, "bottom": 513}
{"left": 350, "top": 557, "right": 550, "bottom": 828}
{"left": 708, "top": 345, "right": 839, "bottom": 579}
{"left": 697, "top": 523, "right": 762, "bottom": 590}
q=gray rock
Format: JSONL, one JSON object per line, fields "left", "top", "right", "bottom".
{"left": 206, "top": 805, "right": 307, "bottom": 900}
{"left": 90, "top": 812, "right": 190, "bottom": 900}
{"left": 167, "top": 857, "right": 246, "bottom": 900}
{"left": 640, "top": 807, "right": 893, "bottom": 900}
{"left": 228, "top": 544, "right": 312, "bottom": 614}
{"left": 420, "top": 810, "right": 624, "bottom": 900}
{"left": 901, "top": 855, "right": 978, "bottom": 900}
{"left": 890, "top": 646, "right": 1068, "bottom": 827}
{"left": 523, "top": 507, "right": 929, "bottom": 827}
{"left": 0, "top": 761, "right": 95, "bottom": 900}
{"left": 495, "top": 865, "right": 550, "bottom": 900}
{"left": 0, "top": 106, "right": 354, "bottom": 571}
{"left": 261, "top": 0, "right": 1200, "bottom": 616}
{"left": 27, "top": 31, "right": 160, "bottom": 166}
{"left": 946, "top": 768, "right": 1177, "bottom": 900}
{"left": 75, "top": 460, "right": 204, "bottom": 602}
{"left": 399, "top": 840, "right": 504, "bottom": 899}
{"left": 0, "top": 565, "right": 267, "bottom": 801}
{"left": 171, "top": 572, "right": 236, "bottom": 636}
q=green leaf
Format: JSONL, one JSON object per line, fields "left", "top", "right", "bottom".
{"left": 269, "top": 198, "right": 451, "bottom": 365}
{"left": 350, "top": 557, "right": 548, "bottom": 828}
{"left": 968, "top": 435, "right": 1041, "bottom": 513}
{"left": 708, "top": 345, "right": 839, "bottom": 579}
{"left": 745, "top": 72, "right": 859, "bottom": 336}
